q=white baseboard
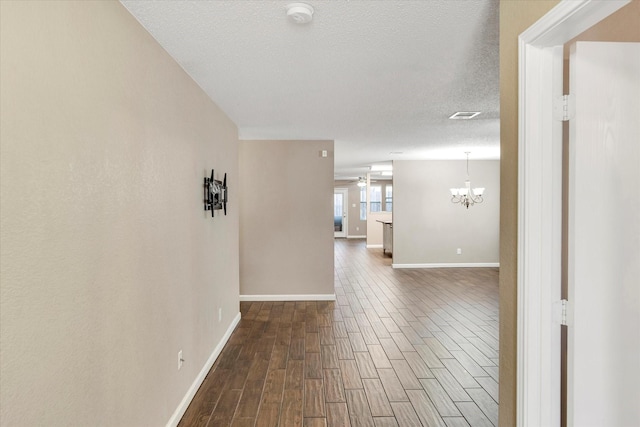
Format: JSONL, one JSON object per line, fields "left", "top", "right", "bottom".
{"left": 366, "top": 244, "right": 383, "bottom": 248}
{"left": 166, "top": 311, "right": 241, "bottom": 427}
{"left": 347, "top": 235, "right": 366, "bottom": 239}
{"left": 239, "top": 294, "right": 336, "bottom": 302}
{"left": 392, "top": 262, "right": 500, "bottom": 269}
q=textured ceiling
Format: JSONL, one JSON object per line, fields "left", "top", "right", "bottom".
{"left": 121, "top": 0, "right": 500, "bottom": 179}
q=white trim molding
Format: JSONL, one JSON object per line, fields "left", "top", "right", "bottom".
{"left": 347, "top": 235, "right": 366, "bottom": 239}
{"left": 239, "top": 294, "right": 336, "bottom": 302}
{"left": 366, "top": 244, "right": 383, "bottom": 249}
{"left": 517, "top": 1, "right": 629, "bottom": 426}
{"left": 166, "top": 312, "right": 241, "bottom": 427}
{"left": 392, "top": 262, "right": 499, "bottom": 269}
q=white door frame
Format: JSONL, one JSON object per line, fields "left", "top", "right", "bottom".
{"left": 517, "top": 1, "right": 630, "bottom": 426}
{"left": 334, "top": 188, "right": 348, "bottom": 238}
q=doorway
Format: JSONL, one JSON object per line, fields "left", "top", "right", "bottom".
{"left": 518, "top": 1, "right": 638, "bottom": 425}
{"left": 334, "top": 188, "right": 348, "bottom": 238}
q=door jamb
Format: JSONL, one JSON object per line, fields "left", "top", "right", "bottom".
{"left": 517, "top": 1, "right": 630, "bottom": 426}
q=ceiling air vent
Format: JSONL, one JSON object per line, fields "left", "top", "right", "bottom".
{"left": 449, "top": 111, "right": 481, "bottom": 120}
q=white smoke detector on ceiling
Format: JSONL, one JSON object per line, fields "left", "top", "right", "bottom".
{"left": 286, "top": 3, "right": 314, "bottom": 24}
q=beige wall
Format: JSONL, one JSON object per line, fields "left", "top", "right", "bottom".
{"left": 499, "top": 1, "right": 561, "bottom": 426}
{"left": 239, "top": 140, "right": 334, "bottom": 297}
{"left": 393, "top": 160, "right": 499, "bottom": 265}
{"left": 0, "top": 2, "right": 240, "bottom": 425}
{"left": 565, "top": 0, "right": 640, "bottom": 56}
{"left": 334, "top": 181, "right": 367, "bottom": 237}
{"left": 366, "top": 211, "right": 393, "bottom": 247}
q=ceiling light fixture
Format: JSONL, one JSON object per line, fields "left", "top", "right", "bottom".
{"left": 286, "top": 3, "right": 314, "bottom": 24}
{"left": 357, "top": 177, "right": 367, "bottom": 187}
{"left": 449, "top": 111, "right": 481, "bottom": 120}
{"left": 370, "top": 164, "right": 393, "bottom": 172}
{"left": 450, "top": 152, "right": 484, "bottom": 209}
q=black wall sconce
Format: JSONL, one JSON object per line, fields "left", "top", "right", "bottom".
{"left": 204, "top": 169, "right": 228, "bottom": 217}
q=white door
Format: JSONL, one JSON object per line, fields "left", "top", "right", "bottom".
{"left": 334, "top": 188, "right": 348, "bottom": 238}
{"left": 567, "top": 41, "right": 640, "bottom": 426}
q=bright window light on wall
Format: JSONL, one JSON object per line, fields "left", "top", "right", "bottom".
{"left": 360, "top": 186, "right": 367, "bottom": 220}
{"left": 370, "top": 164, "right": 393, "bottom": 172}
{"left": 370, "top": 186, "right": 382, "bottom": 213}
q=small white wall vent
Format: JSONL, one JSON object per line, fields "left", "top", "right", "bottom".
{"left": 286, "top": 3, "right": 314, "bottom": 24}
{"left": 449, "top": 111, "right": 481, "bottom": 120}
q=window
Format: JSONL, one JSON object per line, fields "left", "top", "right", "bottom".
{"left": 370, "top": 186, "right": 382, "bottom": 212}
{"left": 360, "top": 186, "right": 367, "bottom": 220}
{"left": 334, "top": 193, "right": 343, "bottom": 217}
{"left": 385, "top": 185, "right": 393, "bottom": 212}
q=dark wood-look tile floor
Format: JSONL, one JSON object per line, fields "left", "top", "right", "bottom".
{"left": 179, "top": 239, "right": 499, "bottom": 427}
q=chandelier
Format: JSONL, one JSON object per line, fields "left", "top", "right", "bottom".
{"left": 450, "top": 152, "right": 485, "bottom": 209}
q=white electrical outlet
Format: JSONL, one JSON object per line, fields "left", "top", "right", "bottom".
{"left": 356, "top": 227, "right": 359, "bottom": 231}
{"left": 218, "top": 308, "right": 222, "bottom": 322}
{"left": 457, "top": 248, "right": 462, "bottom": 255}
{"left": 178, "top": 350, "right": 183, "bottom": 370}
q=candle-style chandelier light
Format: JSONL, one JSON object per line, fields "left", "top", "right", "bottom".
{"left": 450, "top": 152, "right": 484, "bottom": 209}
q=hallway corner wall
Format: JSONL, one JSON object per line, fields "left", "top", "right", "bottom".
{"left": 239, "top": 140, "right": 335, "bottom": 299}
{"left": 0, "top": 2, "right": 239, "bottom": 425}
